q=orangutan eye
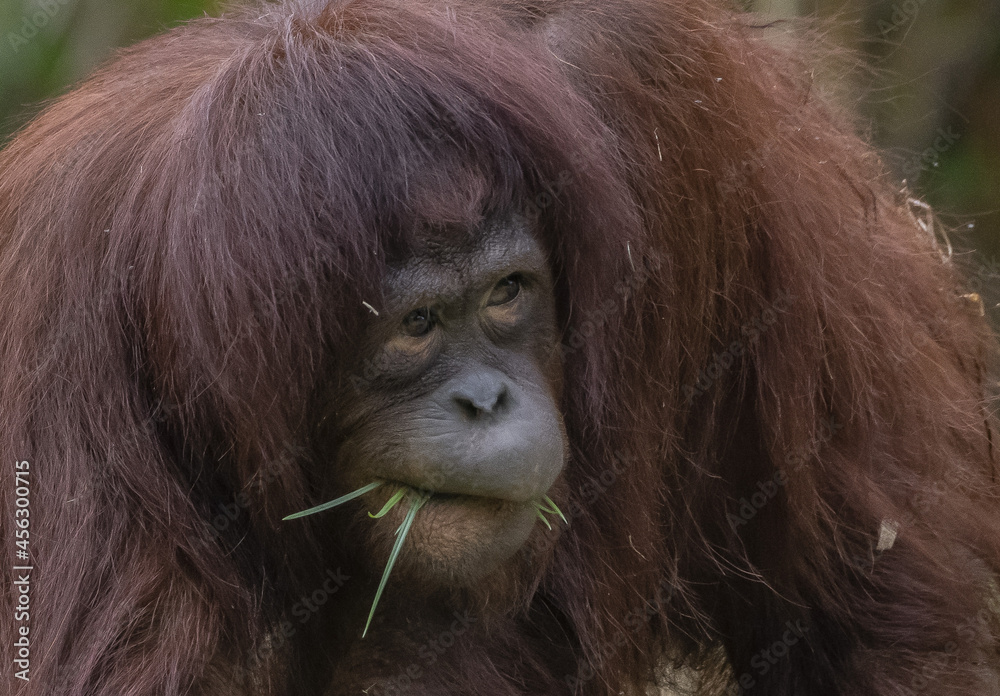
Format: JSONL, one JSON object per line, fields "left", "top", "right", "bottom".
{"left": 401, "top": 307, "right": 435, "bottom": 337}
{"left": 487, "top": 275, "right": 521, "bottom": 307}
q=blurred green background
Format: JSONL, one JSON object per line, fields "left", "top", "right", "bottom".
{"left": 0, "top": 0, "right": 997, "bottom": 282}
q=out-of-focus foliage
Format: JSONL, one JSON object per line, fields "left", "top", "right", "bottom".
{"left": 859, "top": 0, "right": 1000, "bottom": 262}
{"left": 1, "top": 0, "right": 217, "bottom": 138}
{"left": 755, "top": 0, "right": 1000, "bottom": 304}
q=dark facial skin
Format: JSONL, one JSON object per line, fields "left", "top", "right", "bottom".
{"left": 334, "top": 217, "right": 568, "bottom": 585}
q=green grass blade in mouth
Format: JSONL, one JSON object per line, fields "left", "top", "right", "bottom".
{"left": 532, "top": 494, "right": 567, "bottom": 528}
{"left": 539, "top": 495, "right": 568, "bottom": 524}
{"left": 282, "top": 481, "right": 383, "bottom": 520}
{"left": 288, "top": 485, "right": 566, "bottom": 636}
{"left": 533, "top": 504, "right": 553, "bottom": 530}
{"left": 363, "top": 490, "right": 430, "bottom": 637}
{"left": 368, "top": 488, "right": 407, "bottom": 518}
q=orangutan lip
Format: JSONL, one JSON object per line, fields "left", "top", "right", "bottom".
{"left": 424, "top": 492, "right": 528, "bottom": 509}
{"left": 375, "top": 482, "right": 528, "bottom": 508}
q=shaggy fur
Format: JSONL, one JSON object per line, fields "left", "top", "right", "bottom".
{"left": 1, "top": 0, "right": 999, "bottom": 694}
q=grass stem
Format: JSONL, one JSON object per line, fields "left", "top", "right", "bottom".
{"left": 363, "top": 490, "right": 429, "bottom": 637}
{"left": 282, "top": 481, "right": 383, "bottom": 520}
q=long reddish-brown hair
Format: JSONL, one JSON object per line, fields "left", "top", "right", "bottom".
{"left": 1, "top": 1, "right": 997, "bottom": 694}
